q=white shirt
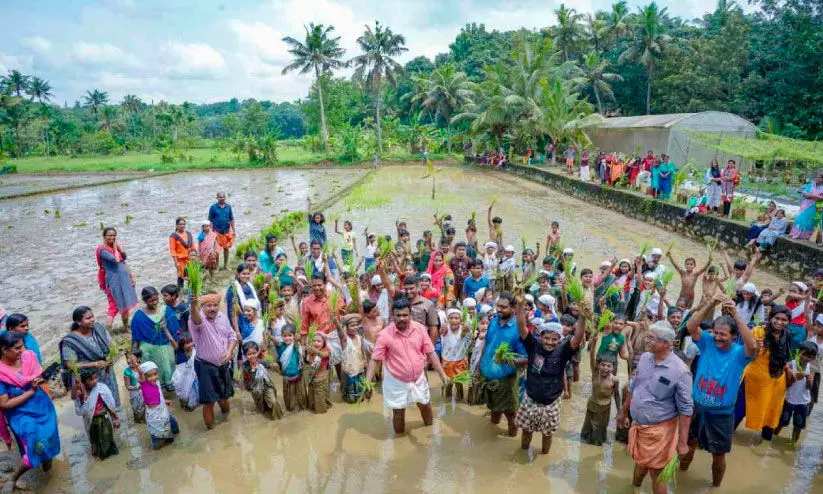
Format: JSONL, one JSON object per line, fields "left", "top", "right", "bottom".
{"left": 366, "top": 243, "right": 377, "bottom": 260}
{"left": 786, "top": 360, "right": 812, "bottom": 405}
{"left": 807, "top": 336, "right": 823, "bottom": 374}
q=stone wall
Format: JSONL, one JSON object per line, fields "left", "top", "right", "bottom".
{"left": 464, "top": 157, "right": 823, "bottom": 280}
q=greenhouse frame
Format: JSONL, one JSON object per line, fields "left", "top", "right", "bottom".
{"left": 587, "top": 111, "right": 758, "bottom": 170}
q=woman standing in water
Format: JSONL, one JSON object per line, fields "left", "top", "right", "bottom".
{"left": 131, "top": 286, "right": 180, "bottom": 392}
{"left": 95, "top": 227, "right": 138, "bottom": 331}
{"left": 0, "top": 332, "right": 60, "bottom": 485}
{"left": 1, "top": 314, "right": 41, "bottom": 364}
{"left": 197, "top": 220, "right": 219, "bottom": 279}
{"left": 60, "top": 306, "right": 121, "bottom": 408}
{"left": 169, "top": 217, "right": 194, "bottom": 289}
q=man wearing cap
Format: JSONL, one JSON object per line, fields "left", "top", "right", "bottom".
{"left": 680, "top": 293, "right": 755, "bottom": 487}
{"left": 618, "top": 322, "right": 693, "bottom": 494}
{"left": 479, "top": 292, "right": 528, "bottom": 437}
{"left": 514, "top": 298, "right": 586, "bottom": 454}
{"left": 482, "top": 242, "right": 499, "bottom": 288}
{"left": 189, "top": 291, "right": 238, "bottom": 429}
{"left": 644, "top": 248, "right": 667, "bottom": 279}
{"left": 367, "top": 274, "right": 390, "bottom": 321}
{"left": 365, "top": 298, "right": 448, "bottom": 434}
{"left": 208, "top": 192, "right": 235, "bottom": 271}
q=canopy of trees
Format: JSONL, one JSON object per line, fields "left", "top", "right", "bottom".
{"left": 1, "top": 0, "right": 820, "bottom": 160}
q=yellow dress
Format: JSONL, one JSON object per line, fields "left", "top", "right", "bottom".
{"left": 743, "top": 326, "right": 786, "bottom": 430}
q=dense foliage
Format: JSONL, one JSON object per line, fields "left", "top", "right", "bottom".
{"left": 1, "top": 0, "right": 820, "bottom": 161}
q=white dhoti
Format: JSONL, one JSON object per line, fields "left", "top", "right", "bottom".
{"left": 382, "top": 367, "right": 430, "bottom": 409}
{"left": 580, "top": 165, "right": 590, "bottom": 181}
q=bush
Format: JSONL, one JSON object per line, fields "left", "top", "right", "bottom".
{"left": 77, "top": 131, "right": 118, "bottom": 155}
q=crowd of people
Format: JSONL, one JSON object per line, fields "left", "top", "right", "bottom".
{"left": 1, "top": 185, "right": 823, "bottom": 493}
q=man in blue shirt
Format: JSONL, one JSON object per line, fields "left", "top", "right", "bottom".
{"left": 208, "top": 192, "right": 234, "bottom": 270}
{"left": 462, "top": 259, "right": 490, "bottom": 300}
{"left": 679, "top": 293, "right": 755, "bottom": 488}
{"left": 479, "top": 291, "right": 527, "bottom": 436}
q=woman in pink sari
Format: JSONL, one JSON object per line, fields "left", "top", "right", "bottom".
{"left": 427, "top": 251, "right": 455, "bottom": 308}
{"left": 720, "top": 160, "right": 740, "bottom": 217}
{"left": 197, "top": 220, "right": 219, "bottom": 278}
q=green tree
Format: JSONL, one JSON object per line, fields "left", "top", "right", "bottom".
{"left": 28, "top": 77, "right": 52, "bottom": 103}
{"left": 121, "top": 94, "right": 143, "bottom": 137}
{"left": 242, "top": 101, "right": 267, "bottom": 137}
{"left": 83, "top": 89, "right": 109, "bottom": 115}
{"left": 619, "top": 2, "right": 670, "bottom": 114}
{"left": 282, "top": 23, "right": 346, "bottom": 151}
{"left": 1, "top": 70, "right": 30, "bottom": 97}
{"left": 350, "top": 21, "right": 408, "bottom": 153}
{"left": 405, "top": 64, "right": 473, "bottom": 152}
{"left": 0, "top": 94, "right": 28, "bottom": 156}
{"left": 586, "top": 13, "right": 610, "bottom": 52}
{"left": 578, "top": 51, "right": 624, "bottom": 114}
{"left": 537, "top": 77, "right": 595, "bottom": 161}
{"left": 608, "top": 1, "right": 631, "bottom": 41}
{"left": 554, "top": 4, "right": 585, "bottom": 61}
{"left": 452, "top": 66, "right": 519, "bottom": 147}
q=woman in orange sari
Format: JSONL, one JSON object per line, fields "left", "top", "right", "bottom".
{"left": 609, "top": 155, "right": 625, "bottom": 186}
{"left": 169, "top": 217, "right": 194, "bottom": 288}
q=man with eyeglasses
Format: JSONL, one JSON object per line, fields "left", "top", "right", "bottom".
{"left": 478, "top": 292, "right": 528, "bottom": 437}
{"left": 617, "top": 323, "right": 693, "bottom": 494}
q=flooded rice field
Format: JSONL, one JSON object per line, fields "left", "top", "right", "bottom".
{"left": 1, "top": 164, "right": 820, "bottom": 493}
{"left": 0, "top": 172, "right": 149, "bottom": 198}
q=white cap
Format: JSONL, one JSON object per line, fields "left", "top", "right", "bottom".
{"left": 447, "top": 308, "right": 462, "bottom": 317}
{"left": 529, "top": 317, "right": 544, "bottom": 327}
{"left": 650, "top": 248, "right": 663, "bottom": 256}
{"left": 793, "top": 281, "right": 809, "bottom": 292}
{"left": 484, "top": 242, "right": 498, "bottom": 250}
{"left": 462, "top": 297, "right": 477, "bottom": 308}
{"left": 140, "top": 362, "right": 158, "bottom": 374}
{"left": 816, "top": 314, "right": 823, "bottom": 327}
{"left": 504, "top": 244, "right": 515, "bottom": 252}
{"left": 563, "top": 248, "right": 574, "bottom": 255}
{"left": 420, "top": 273, "right": 432, "bottom": 280}
{"left": 242, "top": 299, "right": 260, "bottom": 311}
{"left": 538, "top": 294, "right": 555, "bottom": 307}
{"left": 480, "top": 304, "right": 493, "bottom": 314}
{"left": 201, "top": 219, "right": 212, "bottom": 226}
{"left": 524, "top": 294, "right": 535, "bottom": 304}
{"left": 539, "top": 322, "right": 563, "bottom": 336}
{"left": 600, "top": 260, "right": 612, "bottom": 268}
{"left": 371, "top": 275, "right": 382, "bottom": 286}
{"left": 643, "top": 272, "right": 655, "bottom": 281}
{"left": 741, "top": 282, "right": 758, "bottom": 295}
{"left": 475, "top": 288, "right": 486, "bottom": 301}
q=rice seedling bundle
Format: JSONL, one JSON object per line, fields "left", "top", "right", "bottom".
{"left": 565, "top": 275, "right": 585, "bottom": 303}
{"left": 725, "top": 278, "right": 737, "bottom": 297}
{"left": 666, "top": 241, "right": 676, "bottom": 254}
{"left": 604, "top": 284, "right": 621, "bottom": 300}
{"left": 304, "top": 259, "right": 314, "bottom": 278}
{"left": 639, "top": 241, "right": 651, "bottom": 257}
{"left": 658, "top": 269, "right": 675, "bottom": 288}
{"left": 377, "top": 236, "right": 395, "bottom": 260}
{"left": 596, "top": 309, "right": 615, "bottom": 333}
{"left": 186, "top": 261, "right": 204, "bottom": 297}
{"left": 306, "top": 323, "right": 319, "bottom": 346}
{"left": 353, "top": 379, "right": 376, "bottom": 407}
{"left": 328, "top": 290, "right": 340, "bottom": 316}
{"left": 494, "top": 342, "right": 522, "bottom": 364}
{"left": 521, "top": 235, "right": 527, "bottom": 252}
{"left": 793, "top": 349, "right": 803, "bottom": 371}
{"left": 657, "top": 454, "right": 679, "bottom": 485}
{"left": 253, "top": 272, "right": 266, "bottom": 295}
{"left": 451, "top": 370, "right": 471, "bottom": 386}
{"left": 706, "top": 238, "right": 719, "bottom": 255}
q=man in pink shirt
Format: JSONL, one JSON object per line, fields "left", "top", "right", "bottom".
{"left": 366, "top": 298, "right": 449, "bottom": 434}
{"left": 189, "top": 292, "right": 237, "bottom": 430}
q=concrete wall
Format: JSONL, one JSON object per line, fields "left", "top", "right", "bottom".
{"left": 465, "top": 158, "right": 823, "bottom": 280}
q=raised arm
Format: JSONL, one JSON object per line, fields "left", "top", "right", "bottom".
{"left": 334, "top": 219, "right": 342, "bottom": 235}
{"left": 687, "top": 294, "right": 721, "bottom": 342}
{"left": 516, "top": 301, "right": 530, "bottom": 340}
{"left": 742, "top": 249, "right": 762, "bottom": 284}
{"left": 694, "top": 254, "right": 713, "bottom": 276}
{"left": 376, "top": 259, "right": 396, "bottom": 299}
{"left": 589, "top": 332, "right": 599, "bottom": 374}
{"left": 190, "top": 297, "right": 202, "bottom": 326}
{"left": 722, "top": 250, "right": 734, "bottom": 278}
{"left": 805, "top": 291, "right": 815, "bottom": 339}
{"left": 570, "top": 302, "right": 588, "bottom": 350}
{"left": 666, "top": 252, "right": 684, "bottom": 274}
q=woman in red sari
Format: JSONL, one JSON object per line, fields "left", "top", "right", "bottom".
{"left": 95, "top": 228, "right": 138, "bottom": 331}
{"left": 427, "top": 251, "right": 455, "bottom": 308}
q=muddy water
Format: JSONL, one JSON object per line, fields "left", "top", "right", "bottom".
{"left": 0, "top": 172, "right": 149, "bottom": 198}
{"left": 0, "top": 168, "right": 367, "bottom": 355}
{"left": 7, "top": 164, "right": 820, "bottom": 493}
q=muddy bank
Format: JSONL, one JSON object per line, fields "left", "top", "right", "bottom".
{"left": 0, "top": 168, "right": 369, "bottom": 357}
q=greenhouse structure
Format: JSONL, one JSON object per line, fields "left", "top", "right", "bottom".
{"left": 587, "top": 111, "right": 758, "bottom": 170}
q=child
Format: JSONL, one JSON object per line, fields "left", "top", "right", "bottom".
{"left": 269, "top": 299, "right": 287, "bottom": 341}
{"left": 804, "top": 299, "right": 823, "bottom": 414}
{"left": 123, "top": 350, "right": 146, "bottom": 423}
{"left": 335, "top": 219, "right": 358, "bottom": 267}
{"left": 137, "top": 362, "right": 180, "bottom": 449}
{"left": 274, "top": 325, "right": 306, "bottom": 411}
{"left": 615, "top": 364, "right": 638, "bottom": 443}
{"left": 303, "top": 333, "right": 331, "bottom": 414}
{"left": 306, "top": 198, "right": 327, "bottom": 245}
{"left": 290, "top": 235, "right": 309, "bottom": 266}
{"left": 441, "top": 308, "right": 470, "bottom": 400}
{"left": 560, "top": 314, "right": 579, "bottom": 391}
{"left": 597, "top": 313, "right": 630, "bottom": 371}
{"left": 241, "top": 341, "right": 284, "bottom": 420}
{"left": 581, "top": 341, "right": 620, "bottom": 445}
{"left": 364, "top": 232, "right": 377, "bottom": 272}
{"left": 161, "top": 284, "right": 189, "bottom": 330}
{"left": 665, "top": 252, "right": 711, "bottom": 309}
{"left": 467, "top": 312, "right": 490, "bottom": 406}
{"left": 76, "top": 369, "right": 120, "bottom": 460}
{"left": 171, "top": 332, "right": 198, "bottom": 411}
{"left": 775, "top": 342, "right": 817, "bottom": 444}
{"left": 337, "top": 314, "right": 372, "bottom": 403}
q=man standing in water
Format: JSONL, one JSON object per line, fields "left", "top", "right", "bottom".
{"left": 479, "top": 292, "right": 528, "bottom": 437}
{"left": 379, "top": 267, "right": 438, "bottom": 344}
{"left": 365, "top": 298, "right": 448, "bottom": 434}
{"left": 617, "top": 323, "right": 692, "bottom": 494}
{"left": 189, "top": 292, "right": 236, "bottom": 429}
{"left": 208, "top": 192, "right": 235, "bottom": 271}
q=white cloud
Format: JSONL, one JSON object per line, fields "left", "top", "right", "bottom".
{"left": 72, "top": 42, "right": 141, "bottom": 69}
{"left": 161, "top": 43, "right": 228, "bottom": 80}
{"left": 0, "top": 53, "right": 33, "bottom": 74}
{"left": 229, "top": 20, "right": 288, "bottom": 66}
{"left": 20, "top": 37, "right": 52, "bottom": 54}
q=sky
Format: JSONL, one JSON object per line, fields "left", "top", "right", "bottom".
{"left": 0, "top": 0, "right": 726, "bottom": 105}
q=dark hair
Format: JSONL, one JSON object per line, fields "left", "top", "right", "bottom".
{"left": 393, "top": 297, "right": 412, "bottom": 312}
{"left": 242, "top": 341, "right": 260, "bottom": 354}
{"left": 280, "top": 282, "right": 294, "bottom": 292}
{"left": 236, "top": 262, "right": 250, "bottom": 274}
{"left": 712, "top": 315, "right": 738, "bottom": 336}
{"left": 497, "top": 291, "right": 515, "bottom": 306}
{"left": 802, "top": 341, "right": 819, "bottom": 358}
{"left": 667, "top": 307, "right": 682, "bottom": 317}
{"left": 141, "top": 285, "right": 159, "bottom": 301}
{"left": 310, "top": 240, "right": 323, "bottom": 249}
{"left": 161, "top": 284, "right": 179, "bottom": 297}
{"left": 0, "top": 331, "right": 24, "bottom": 351}
{"left": 311, "top": 212, "right": 325, "bottom": 224}
{"left": 244, "top": 251, "right": 258, "bottom": 260}
{"left": 71, "top": 306, "right": 94, "bottom": 331}
{"left": 733, "top": 260, "right": 746, "bottom": 271}
{"left": 445, "top": 227, "right": 456, "bottom": 236}
{"left": 178, "top": 331, "right": 193, "bottom": 347}
{"left": 175, "top": 217, "right": 186, "bottom": 226}
{"left": 612, "top": 313, "right": 627, "bottom": 322}
{"left": 492, "top": 217, "right": 502, "bottom": 224}
{"left": 471, "top": 259, "right": 484, "bottom": 268}
{"left": 79, "top": 368, "right": 97, "bottom": 383}
{"left": 543, "top": 256, "right": 552, "bottom": 265}
{"left": 403, "top": 275, "right": 419, "bottom": 286}
{"left": 765, "top": 305, "right": 791, "bottom": 377}
{"left": 362, "top": 299, "right": 377, "bottom": 313}
{"left": 101, "top": 227, "right": 117, "bottom": 237}
{"left": 130, "top": 348, "right": 143, "bottom": 359}
{"left": 580, "top": 268, "right": 593, "bottom": 277}
{"left": 560, "top": 314, "right": 577, "bottom": 327}
{"left": 551, "top": 221, "right": 559, "bottom": 227}
{"left": 455, "top": 241, "right": 467, "bottom": 249}
{"left": 281, "top": 324, "right": 296, "bottom": 336}
{"left": 5, "top": 313, "right": 27, "bottom": 331}
{"left": 311, "top": 272, "right": 326, "bottom": 283}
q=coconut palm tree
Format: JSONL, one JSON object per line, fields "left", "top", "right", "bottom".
{"left": 121, "top": 94, "right": 143, "bottom": 137}
{"left": 586, "top": 13, "right": 610, "bottom": 52}
{"left": 28, "top": 77, "right": 52, "bottom": 103}
{"left": 0, "top": 94, "right": 27, "bottom": 156}
{"left": 578, "top": 51, "right": 624, "bottom": 115}
{"left": 554, "top": 4, "right": 585, "bottom": 61}
{"left": 619, "top": 2, "right": 669, "bottom": 114}
{"left": 83, "top": 89, "right": 109, "bottom": 115}
{"left": 608, "top": 1, "right": 631, "bottom": 41}
{"left": 537, "top": 77, "right": 595, "bottom": 162}
{"left": 282, "top": 23, "right": 346, "bottom": 151}
{"left": 452, "top": 66, "right": 519, "bottom": 148}
{"left": 1, "top": 70, "right": 30, "bottom": 97}
{"left": 349, "top": 21, "right": 408, "bottom": 153}
{"left": 411, "top": 64, "right": 473, "bottom": 152}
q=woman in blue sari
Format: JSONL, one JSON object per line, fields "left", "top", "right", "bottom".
{"left": 0, "top": 332, "right": 61, "bottom": 484}
{"left": 131, "top": 286, "right": 180, "bottom": 392}
{"left": 790, "top": 173, "right": 823, "bottom": 241}
{"left": 657, "top": 155, "right": 676, "bottom": 200}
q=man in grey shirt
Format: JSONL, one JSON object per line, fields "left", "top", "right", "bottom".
{"left": 617, "top": 323, "right": 692, "bottom": 494}
{"left": 377, "top": 268, "right": 439, "bottom": 345}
